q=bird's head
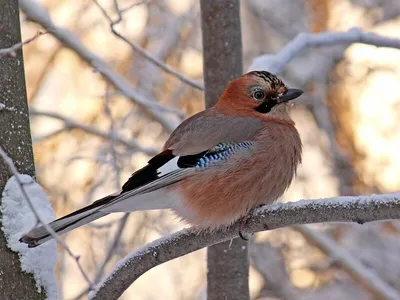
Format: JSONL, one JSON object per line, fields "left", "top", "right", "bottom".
{"left": 216, "top": 71, "right": 303, "bottom": 119}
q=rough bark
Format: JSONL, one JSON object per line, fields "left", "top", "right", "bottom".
{"left": 0, "top": 1, "right": 44, "bottom": 299}
{"left": 200, "top": 1, "right": 250, "bottom": 300}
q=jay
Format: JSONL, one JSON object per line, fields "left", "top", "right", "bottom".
{"left": 20, "top": 70, "right": 303, "bottom": 247}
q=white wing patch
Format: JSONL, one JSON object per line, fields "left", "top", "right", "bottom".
{"left": 157, "top": 156, "right": 180, "bottom": 176}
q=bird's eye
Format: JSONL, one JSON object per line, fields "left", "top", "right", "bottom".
{"left": 251, "top": 90, "right": 266, "bottom": 101}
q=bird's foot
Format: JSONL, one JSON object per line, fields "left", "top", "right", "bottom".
{"left": 238, "top": 215, "right": 251, "bottom": 241}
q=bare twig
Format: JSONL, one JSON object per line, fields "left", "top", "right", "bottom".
{"left": 103, "top": 84, "right": 122, "bottom": 187}
{"left": 72, "top": 214, "right": 129, "bottom": 300}
{"left": 19, "top": 0, "right": 181, "bottom": 132}
{"left": 32, "top": 127, "right": 69, "bottom": 143}
{"left": 249, "top": 27, "right": 400, "bottom": 74}
{"left": 0, "top": 146, "right": 94, "bottom": 290}
{"left": 119, "top": 0, "right": 150, "bottom": 14}
{"left": 295, "top": 225, "right": 400, "bottom": 300}
{"left": 310, "top": 79, "right": 356, "bottom": 195}
{"left": 90, "top": 192, "right": 400, "bottom": 300}
{"left": 29, "top": 106, "right": 158, "bottom": 155}
{"left": 91, "top": 0, "right": 204, "bottom": 91}
{"left": 137, "top": 2, "right": 198, "bottom": 95}
{"left": 66, "top": 85, "right": 133, "bottom": 300}
{"left": 94, "top": 214, "right": 129, "bottom": 282}
{"left": 0, "top": 31, "right": 46, "bottom": 58}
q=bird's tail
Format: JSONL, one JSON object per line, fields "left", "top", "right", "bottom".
{"left": 19, "top": 195, "right": 114, "bottom": 248}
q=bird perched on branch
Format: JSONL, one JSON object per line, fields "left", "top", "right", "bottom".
{"left": 20, "top": 70, "right": 303, "bottom": 247}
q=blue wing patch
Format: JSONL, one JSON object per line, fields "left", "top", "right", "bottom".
{"left": 177, "top": 142, "right": 253, "bottom": 169}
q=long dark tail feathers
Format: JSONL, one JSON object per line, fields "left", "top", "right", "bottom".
{"left": 19, "top": 195, "right": 115, "bottom": 248}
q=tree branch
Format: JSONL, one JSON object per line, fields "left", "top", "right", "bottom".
{"left": 29, "top": 107, "right": 158, "bottom": 155}
{"left": 0, "top": 146, "right": 94, "bottom": 290}
{"left": 91, "top": 0, "right": 204, "bottom": 91}
{"left": 89, "top": 192, "right": 400, "bottom": 300}
{"left": 18, "top": 0, "right": 181, "bottom": 132}
{"left": 0, "top": 31, "right": 46, "bottom": 58}
{"left": 295, "top": 225, "right": 400, "bottom": 300}
{"left": 249, "top": 27, "right": 400, "bottom": 74}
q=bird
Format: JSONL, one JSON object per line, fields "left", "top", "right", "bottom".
{"left": 20, "top": 70, "right": 303, "bottom": 248}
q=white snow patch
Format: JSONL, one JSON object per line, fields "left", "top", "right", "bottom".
{"left": 0, "top": 102, "right": 16, "bottom": 111}
{"left": 247, "top": 54, "right": 280, "bottom": 74}
{"left": 254, "top": 191, "right": 400, "bottom": 216}
{"left": 0, "top": 175, "right": 58, "bottom": 300}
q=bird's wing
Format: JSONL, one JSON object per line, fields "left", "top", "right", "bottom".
{"left": 164, "top": 108, "right": 263, "bottom": 156}
{"left": 112, "top": 149, "right": 191, "bottom": 201}
{"left": 18, "top": 116, "right": 259, "bottom": 247}
{"left": 99, "top": 108, "right": 262, "bottom": 212}
{"left": 102, "top": 141, "right": 254, "bottom": 210}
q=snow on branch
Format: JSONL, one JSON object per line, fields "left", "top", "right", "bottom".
{"left": 16, "top": 3, "right": 400, "bottom": 298}
{"left": 1, "top": 174, "right": 58, "bottom": 300}
{"left": 249, "top": 27, "right": 400, "bottom": 74}
{"left": 0, "top": 146, "right": 94, "bottom": 292}
{"left": 90, "top": 192, "right": 400, "bottom": 300}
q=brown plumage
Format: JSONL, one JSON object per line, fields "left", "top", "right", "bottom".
{"left": 167, "top": 71, "right": 302, "bottom": 227}
{"left": 20, "top": 70, "right": 303, "bottom": 247}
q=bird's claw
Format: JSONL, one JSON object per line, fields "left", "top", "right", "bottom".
{"left": 238, "top": 215, "right": 250, "bottom": 240}
{"left": 239, "top": 230, "right": 249, "bottom": 241}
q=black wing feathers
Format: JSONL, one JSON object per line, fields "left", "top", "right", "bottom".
{"left": 177, "top": 150, "right": 208, "bottom": 168}
{"left": 121, "top": 149, "right": 175, "bottom": 192}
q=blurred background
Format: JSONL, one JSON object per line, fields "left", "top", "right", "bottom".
{"left": 19, "top": 0, "right": 400, "bottom": 299}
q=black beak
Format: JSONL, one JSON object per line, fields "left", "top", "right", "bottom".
{"left": 277, "top": 88, "right": 304, "bottom": 103}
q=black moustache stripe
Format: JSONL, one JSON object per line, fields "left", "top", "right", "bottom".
{"left": 254, "top": 99, "right": 278, "bottom": 113}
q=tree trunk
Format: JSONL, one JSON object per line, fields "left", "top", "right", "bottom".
{"left": 200, "top": 1, "right": 250, "bottom": 299}
{"left": 0, "top": 1, "right": 44, "bottom": 299}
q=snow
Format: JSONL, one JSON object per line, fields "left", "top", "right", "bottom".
{"left": 247, "top": 54, "right": 281, "bottom": 74}
{"left": 0, "top": 102, "right": 16, "bottom": 111}
{"left": 254, "top": 191, "right": 400, "bottom": 216}
{"left": 0, "top": 175, "right": 58, "bottom": 300}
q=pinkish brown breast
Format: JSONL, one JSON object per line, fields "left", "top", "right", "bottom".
{"left": 172, "top": 121, "right": 302, "bottom": 229}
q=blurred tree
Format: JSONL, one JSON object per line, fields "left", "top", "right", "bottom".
{"left": 200, "top": 1, "right": 249, "bottom": 300}
{"left": 0, "top": 1, "right": 44, "bottom": 299}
